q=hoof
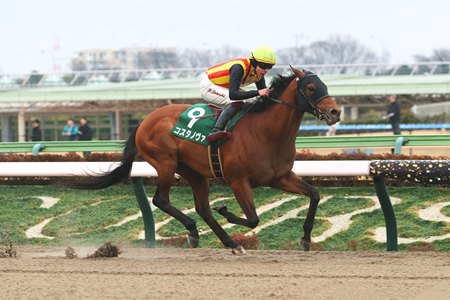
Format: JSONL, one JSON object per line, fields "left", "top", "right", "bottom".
{"left": 300, "top": 238, "right": 311, "bottom": 251}
{"left": 187, "top": 235, "right": 199, "bottom": 248}
{"left": 231, "top": 245, "right": 246, "bottom": 255}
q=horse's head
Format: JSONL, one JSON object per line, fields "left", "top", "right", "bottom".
{"left": 291, "top": 66, "right": 341, "bottom": 125}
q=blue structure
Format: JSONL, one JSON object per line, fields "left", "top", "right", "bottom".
{"left": 300, "top": 123, "right": 450, "bottom": 132}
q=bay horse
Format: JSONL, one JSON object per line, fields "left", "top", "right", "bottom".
{"left": 70, "top": 66, "right": 341, "bottom": 254}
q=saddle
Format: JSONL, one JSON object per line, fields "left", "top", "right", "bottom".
{"left": 170, "top": 103, "right": 247, "bottom": 146}
{"left": 170, "top": 99, "right": 270, "bottom": 179}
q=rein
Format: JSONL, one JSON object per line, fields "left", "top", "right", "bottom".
{"left": 266, "top": 96, "right": 326, "bottom": 121}
{"left": 266, "top": 73, "right": 329, "bottom": 121}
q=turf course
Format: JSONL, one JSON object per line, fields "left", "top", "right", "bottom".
{"left": 0, "top": 185, "right": 448, "bottom": 251}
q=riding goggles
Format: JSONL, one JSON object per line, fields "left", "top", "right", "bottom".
{"left": 257, "top": 62, "right": 274, "bottom": 70}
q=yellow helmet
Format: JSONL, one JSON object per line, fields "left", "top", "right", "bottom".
{"left": 251, "top": 45, "right": 276, "bottom": 65}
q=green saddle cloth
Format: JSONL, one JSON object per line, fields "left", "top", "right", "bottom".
{"left": 171, "top": 103, "right": 244, "bottom": 145}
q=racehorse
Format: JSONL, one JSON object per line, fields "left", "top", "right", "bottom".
{"left": 70, "top": 66, "right": 341, "bottom": 254}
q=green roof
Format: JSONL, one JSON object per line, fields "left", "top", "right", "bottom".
{"left": 1, "top": 75, "right": 450, "bottom": 103}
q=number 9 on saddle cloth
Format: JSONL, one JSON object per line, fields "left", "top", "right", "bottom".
{"left": 170, "top": 103, "right": 249, "bottom": 145}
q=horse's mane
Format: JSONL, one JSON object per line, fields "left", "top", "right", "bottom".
{"left": 248, "top": 73, "right": 297, "bottom": 112}
{"left": 269, "top": 73, "right": 297, "bottom": 99}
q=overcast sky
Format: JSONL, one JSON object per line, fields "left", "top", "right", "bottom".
{"left": 1, "top": 0, "right": 449, "bottom": 74}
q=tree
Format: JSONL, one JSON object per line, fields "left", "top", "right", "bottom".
{"left": 179, "top": 46, "right": 244, "bottom": 68}
{"left": 276, "top": 46, "right": 309, "bottom": 65}
{"left": 179, "top": 48, "right": 216, "bottom": 68}
{"left": 432, "top": 49, "right": 450, "bottom": 61}
{"left": 414, "top": 48, "right": 450, "bottom": 74}
{"left": 305, "top": 34, "right": 378, "bottom": 64}
{"left": 414, "top": 48, "right": 450, "bottom": 62}
{"left": 136, "top": 49, "right": 180, "bottom": 69}
{"left": 276, "top": 34, "right": 380, "bottom": 70}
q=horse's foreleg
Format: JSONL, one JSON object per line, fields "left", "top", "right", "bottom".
{"left": 177, "top": 164, "right": 239, "bottom": 250}
{"left": 215, "top": 180, "right": 260, "bottom": 229}
{"left": 271, "top": 171, "right": 320, "bottom": 251}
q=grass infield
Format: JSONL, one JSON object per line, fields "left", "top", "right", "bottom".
{"left": 0, "top": 185, "right": 448, "bottom": 251}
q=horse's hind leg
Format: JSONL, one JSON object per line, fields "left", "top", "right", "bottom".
{"left": 152, "top": 186, "right": 199, "bottom": 245}
{"left": 177, "top": 164, "right": 241, "bottom": 252}
{"left": 149, "top": 161, "right": 199, "bottom": 246}
{"left": 271, "top": 171, "right": 320, "bottom": 251}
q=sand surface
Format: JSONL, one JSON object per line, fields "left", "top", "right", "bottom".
{"left": 1, "top": 247, "right": 449, "bottom": 299}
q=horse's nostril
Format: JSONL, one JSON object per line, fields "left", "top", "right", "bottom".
{"left": 330, "top": 109, "right": 340, "bottom": 117}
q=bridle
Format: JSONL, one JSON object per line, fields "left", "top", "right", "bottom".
{"left": 266, "top": 71, "right": 330, "bottom": 121}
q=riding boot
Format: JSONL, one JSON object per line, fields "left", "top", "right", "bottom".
{"left": 208, "top": 102, "right": 242, "bottom": 142}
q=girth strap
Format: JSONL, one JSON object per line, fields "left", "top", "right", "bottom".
{"left": 208, "top": 144, "right": 224, "bottom": 180}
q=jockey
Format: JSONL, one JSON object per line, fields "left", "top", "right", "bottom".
{"left": 200, "top": 45, "right": 276, "bottom": 142}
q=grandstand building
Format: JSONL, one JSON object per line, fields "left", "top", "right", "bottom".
{"left": 0, "top": 62, "right": 449, "bottom": 142}
{"left": 71, "top": 47, "right": 179, "bottom": 71}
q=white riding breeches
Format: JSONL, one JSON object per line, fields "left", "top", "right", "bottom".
{"left": 200, "top": 73, "right": 259, "bottom": 108}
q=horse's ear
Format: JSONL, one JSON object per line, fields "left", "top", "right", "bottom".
{"left": 289, "top": 65, "right": 305, "bottom": 78}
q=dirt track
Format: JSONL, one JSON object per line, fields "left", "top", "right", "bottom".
{"left": 1, "top": 247, "right": 449, "bottom": 299}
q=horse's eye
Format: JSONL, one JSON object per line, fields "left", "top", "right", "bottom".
{"left": 307, "top": 86, "right": 315, "bottom": 92}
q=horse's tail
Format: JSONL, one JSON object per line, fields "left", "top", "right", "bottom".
{"left": 67, "top": 124, "right": 140, "bottom": 190}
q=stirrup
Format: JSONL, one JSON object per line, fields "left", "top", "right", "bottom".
{"left": 207, "top": 131, "right": 232, "bottom": 143}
